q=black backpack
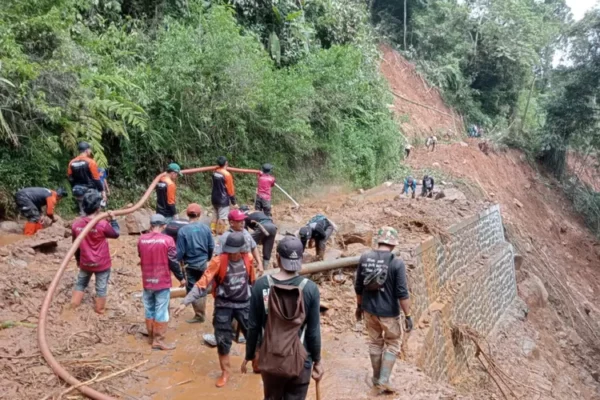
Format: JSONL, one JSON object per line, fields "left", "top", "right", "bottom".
{"left": 163, "top": 219, "right": 189, "bottom": 239}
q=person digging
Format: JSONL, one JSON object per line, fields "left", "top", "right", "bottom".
{"left": 138, "top": 214, "right": 186, "bottom": 350}
{"left": 174, "top": 231, "right": 256, "bottom": 388}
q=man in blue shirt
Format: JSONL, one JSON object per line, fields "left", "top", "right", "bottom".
{"left": 176, "top": 203, "right": 215, "bottom": 323}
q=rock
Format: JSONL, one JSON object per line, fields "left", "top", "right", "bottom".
{"left": 383, "top": 181, "right": 393, "bottom": 188}
{"left": 525, "top": 183, "right": 531, "bottom": 189}
{"left": 592, "top": 371, "right": 599, "bottom": 383}
{"left": 518, "top": 273, "right": 549, "bottom": 309}
{"left": 560, "top": 225, "right": 568, "bottom": 234}
{"left": 513, "top": 199, "right": 524, "bottom": 208}
{"left": 521, "top": 338, "right": 538, "bottom": 358}
{"left": 459, "top": 141, "right": 469, "bottom": 147}
{"left": 323, "top": 249, "right": 342, "bottom": 261}
{"left": 342, "top": 243, "right": 369, "bottom": 257}
{"left": 124, "top": 209, "right": 152, "bottom": 234}
{"left": 12, "top": 246, "right": 35, "bottom": 261}
{"left": 437, "top": 188, "right": 466, "bottom": 201}
{"left": 358, "top": 189, "right": 365, "bottom": 194}
{"left": 383, "top": 207, "right": 402, "bottom": 218}
{"left": 513, "top": 254, "right": 524, "bottom": 271}
{"left": 432, "top": 162, "right": 440, "bottom": 168}
{"left": 0, "top": 221, "right": 22, "bottom": 234}
{"left": 9, "top": 259, "right": 28, "bottom": 268}
{"left": 0, "top": 247, "right": 10, "bottom": 257}
{"left": 338, "top": 221, "right": 373, "bottom": 246}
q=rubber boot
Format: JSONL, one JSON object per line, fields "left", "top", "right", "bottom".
{"left": 216, "top": 354, "right": 231, "bottom": 388}
{"left": 23, "top": 221, "right": 41, "bottom": 236}
{"left": 186, "top": 297, "right": 206, "bottom": 323}
{"left": 152, "top": 321, "right": 176, "bottom": 350}
{"left": 145, "top": 318, "right": 154, "bottom": 344}
{"left": 377, "top": 351, "right": 398, "bottom": 394}
{"left": 263, "top": 259, "right": 270, "bottom": 270}
{"left": 94, "top": 297, "right": 107, "bottom": 315}
{"left": 71, "top": 290, "right": 85, "bottom": 309}
{"left": 369, "top": 350, "right": 383, "bottom": 386}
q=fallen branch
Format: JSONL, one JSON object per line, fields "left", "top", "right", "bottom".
{"left": 55, "top": 359, "right": 148, "bottom": 399}
{"left": 165, "top": 379, "right": 192, "bottom": 390}
{"left": 0, "top": 320, "right": 37, "bottom": 330}
{"left": 389, "top": 90, "right": 455, "bottom": 118}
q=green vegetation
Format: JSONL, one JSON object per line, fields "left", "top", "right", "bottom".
{"left": 0, "top": 0, "right": 401, "bottom": 215}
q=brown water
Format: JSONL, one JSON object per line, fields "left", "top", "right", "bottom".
{"left": 0, "top": 234, "right": 26, "bottom": 246}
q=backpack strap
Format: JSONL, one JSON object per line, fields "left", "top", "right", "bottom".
{"left": 298, "top": 278, "right": 309, "bottom": 343}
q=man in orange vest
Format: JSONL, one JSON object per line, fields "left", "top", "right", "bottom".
{"left": 211, "top": 156, "right": 237, "bottom": 235}
{"left": 174, "top": 231, "right": 255, "bottom": 388}
{"left": 67, "top": 142, "right": 105, "bottom": 216}
{"left": 14, "top": 187, "right": 67, "bottom": 235}
{"left": 156, "top": 163, "right": 183, "bottom": 222}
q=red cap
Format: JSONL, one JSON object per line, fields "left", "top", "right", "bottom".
{"left": 186, "top": 203, "right": 202, "bottom": 216}
{"left": 228, "top": 209, "right": 246, "bottom": 221}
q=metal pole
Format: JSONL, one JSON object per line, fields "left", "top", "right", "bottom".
{"left": 274, "top": 183, "right": 300, "bottom": 208}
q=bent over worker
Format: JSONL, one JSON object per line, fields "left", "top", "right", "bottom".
{"left": 241, "top": 206, "right": 278, "bottom": 270}
{"left": 421, "top": 175, "right": 435, "bottom": 198}
{"left": 176, "top": 203, "right": 214, "bottom": 324}
{"left": 175, "top": 231, "right": 255, "bottom": 388}
{"left": 138, "top": 214, "right": 185, "bottom": 350}
{"left": 355, "top": 227, "right": 412, "bottom": 393}
{"left": 67, "top": 141, "right": 104, "bottom": 215}
{"left": 402, "top": 176, "right": 417, "bottom": 199}
{"left": 211, "top": 156, "right": 236, "bottom": 235}
{"left": 156, "top": 163, "right": 183, "bottom": 222}
{"left": 255, "top": 163, "right": 276, "bottom": 216}
{"left": 14, "top": 187, "right": 67, "bottom": 235}
{"left": 242, "top": 236, "right": 324, "bottom": 399}
{"left": 298, "top": 214, "right": 337, "bottom": 261}
{"left": 71, "top": 190, "right": 120, "bottom": 314}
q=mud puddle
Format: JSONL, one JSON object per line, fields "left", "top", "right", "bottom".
{"left": 0, "top": 234, "right": 26, "bottom": 246}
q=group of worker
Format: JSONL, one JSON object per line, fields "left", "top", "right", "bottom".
{"left": 401, "top": 175, "right": 435, "bottom": 198}
{"left": 12, "top": 142, "right": 413, "bottom": 398}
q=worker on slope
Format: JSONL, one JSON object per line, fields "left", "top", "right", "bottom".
{"left": 174, "top": 231, "right": 255, "bottom": 388}
{"left": 242, "top": 235, "right": 324, "bottom": 399}
{"left": 355, "top": 227, "right": 412, "bottom": 393}
{"left": 156, "top": 163, "right": 183, "bottom": 222}
{"left": 138, "top": 214, "right": 185, "bottom": 350}
{"left": 70, "top": 190, "right": 120, "bottom": 314}
{"left": 14, "top": 187, "right": 67, "bottom": 235}
{"left": 404, "top": 143, "right": 413, "bottom": 158}
{"left": 240, "top": 205, "right": 278, "bottom": 270}
{"left": 255, "top": 163, "right": 276, "bottom": 217}
{"left": 211, "top": 156, "right": 237, "bottom": 235}
{"left": 215, "top": 209, "right": 263, "bottom": 273}
{"left": 401, "top": 176, "right": 417, "bottom": 199}
{"left": 421, "top": 175, "right": 435, "bottom": 198}
{"left": 298, "top": 214, "right": 338, "bottom": 261}
{"left": 176, "top": 203, "right": 215, "bottom": 324}
{"left": 67, "top": 141, "right": 105, "bottom": 215}
{"left": 425, "top": 135, "right": 437, "bottom": 152}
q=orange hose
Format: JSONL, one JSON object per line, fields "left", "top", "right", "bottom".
{"left": 37, "top": 165, "right": 257, "bottom": 399}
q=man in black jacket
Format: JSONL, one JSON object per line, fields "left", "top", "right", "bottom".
{"left": 15, "top": 187, "right": 67, "bottom": 235}
{"left": 240, "top": 205, "right": 278, "bottom": 270}
{"left": 242, "top": 236, "right": 324, "bottom": 399}
{"left": 355, "top": 227, "right": 412, "bottom": 394}
{"left": 421, "top": 175, "right": 435, "bottom": 198}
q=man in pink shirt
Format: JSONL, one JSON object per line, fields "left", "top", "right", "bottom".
{"left": 70, "top": 190, "right": 120, "bottom": 314}
{"left": 138, "top": 214, "right": 185, "bottom": 350}
{"left": 255, "top": 163, "right": 275, "bottom": 216}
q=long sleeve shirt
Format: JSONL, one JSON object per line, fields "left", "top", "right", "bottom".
{"left": 245, "top": 275, "right": 321, "bottom": 364}
{"left": 72, "top": 217, "right": 120, "bottom": 272}
{"left": 176, "top": 222, "right": 215, "bottom": 268}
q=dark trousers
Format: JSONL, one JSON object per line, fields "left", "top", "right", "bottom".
{"left": 184, "top": 265, "right": 206, "bottom": 293}
{"left": 214, "top": 306, "right": 249, "bottom": 355}
{"left": 14, "top": 194, "right": 41, "bottom": 222}
{"left": 315, "top": 226, "right": 334, "bottom": 259}
{"left": 255, "top": 196, "right": 272, "bottom": 216}
{"left": 262, "top": 364, "right": 312, "bottom": 400}
{"left": 251, "top": 222, "right": 278, "bottom": 262}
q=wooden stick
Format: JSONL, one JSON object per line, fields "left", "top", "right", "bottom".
{"left": 254, "top": 221, "right": 270, "bottom": 237}
{"left": 274, "top": 183, "right": 300, "bottom": 208}
{"left": 316, "top": 380, "right": 322, "bottom": 400}
{"left": 56, "top": 359, "right": 148, "bottom": 399}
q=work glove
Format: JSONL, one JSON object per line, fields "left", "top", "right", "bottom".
{"left": 404, "top": 315, "right": 413, "bottom": 332}
{"left": 355, "top": 306, "right": 363, "bottom": 322}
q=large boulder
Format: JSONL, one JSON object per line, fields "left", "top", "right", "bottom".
{"left": 518, "top": 273, "right": 549, "bottom": 309}
{"left": 337, "top": 221, "right": 373, "bottom": 246}
{"left": 0, "top": 221, "right": 22, "bottom": 235}
{"left": 125, "top": 209, "right": 153, "bottom": 234}
{"left": 435, "top": 188, "right": 466, "bottom": 201}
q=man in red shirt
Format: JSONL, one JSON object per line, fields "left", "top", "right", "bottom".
{"left": 255, "top": 163, "right": 276, "bottom": 217}
{"left": 70, "top": 190, "right": 120, "bottom": 314}
{"left": 67, "top": 142, "right": 105, "bottom": 216}
{"left": 138, "top": 214, "right": 186, "bottom": 350}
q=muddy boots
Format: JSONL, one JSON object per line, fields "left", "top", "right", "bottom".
{"left": 369, "top": 350, "right": 382, "bottom": 386}
{"left": 377, "top": 351, "right": 398, "bottom": 394}
{"left": 145, "top": 318, "right": 154, "bottom": 344}
{"left": 152, "top": 321, "right": 175, "bottom": 351}
{"left": 216, "top": 354, "right": 231, "bottom": 387}
{"left": 71, "top": 290, "right": 85, "bottom": 309}
{"left": 186, "top": 297, "right": 206, "bottom": 324}
{"left": 94, "top": 297, "right": 107, "bottom": 315}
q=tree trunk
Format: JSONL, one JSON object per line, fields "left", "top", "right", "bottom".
{"left": 403, "top": 0, "right": 408, "bottom": 50}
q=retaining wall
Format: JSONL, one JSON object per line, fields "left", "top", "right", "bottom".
{"left": 406, "top": 204, "right": 517, "bottom": 382}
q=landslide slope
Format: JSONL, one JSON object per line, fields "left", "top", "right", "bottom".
{"left": 382, "top": 45, "right": 600, "bottom": 399}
